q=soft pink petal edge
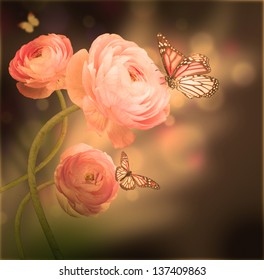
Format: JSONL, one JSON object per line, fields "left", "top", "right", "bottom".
{"left": 16, "top": 82, "right": 53, "bottom": 99}
{"left": 106, "top": 122, "right": 135, "bottom": 148}
{"left": 82, "top": 97, "right": 108, "bottom": 134}
{"left": 66, "top": 49, "right": 89, "bottom": 107}
{"left": 56, "top": 189, "right": 81, "bottom": 217}
{"left": 59, "top": 143, "right": 94, "bottom": 162}
{"left": 56, "top": 188, "right": 113, "bottom": 217}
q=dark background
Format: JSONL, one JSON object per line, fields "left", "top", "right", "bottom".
{"left": 1, "top": 0, "right": 263, "bottom": 259}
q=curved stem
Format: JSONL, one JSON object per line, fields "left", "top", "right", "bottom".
{"left": 36, "top": 90, "right": 68, "bottom": 170}
{"left": 0, "top": 90, "right": 68, "bottom": 193}
{"left": 15, "top": 180, "right": 54, "bottom": 259}
{"left": 27, "top": 104, "right": 79, "bottom": 259}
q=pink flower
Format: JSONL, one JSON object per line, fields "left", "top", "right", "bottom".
{"left": 66, "top": 33, "right": 170, "bottom": 148}
{"left": 9, "top": 34, "right": 73, "bottom": 99}
{"left": 54, "top": 143, "right": 118, "bottom": 217}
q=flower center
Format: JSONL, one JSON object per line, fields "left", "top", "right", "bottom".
{"left": 85, "top": 173, "right": 94, "bottom": 183}
{"left": 32, "top": 48, "right": 43, "bottom": 58}
{"left": 128, "top": 66, "right": 143, "bottom": 82}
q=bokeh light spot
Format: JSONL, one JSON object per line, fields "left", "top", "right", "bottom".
{"left": 130, "top": 2, "right": 157, "bottom": 19}
{"left": 231, "top": 62, "right": 255, "bottom": 86}
{"left": 190, "top": 32, "right": 214, "bottom": 53}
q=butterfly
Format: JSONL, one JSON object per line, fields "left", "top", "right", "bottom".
{"left": 18, "top": 12, "right": 39, "bottom": 33}
{"left": 115, "top": 151, "right": 160, "bottom": 191}
{"left": 157, "top": 33, "right": 219, "bottom": 98}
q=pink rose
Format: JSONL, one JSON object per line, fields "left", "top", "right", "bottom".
{"left": 66, "top": 33, "right": 170, "bottom": 148}
{"left": 54, "top": 143, "right": 118, "bottom": 217}
{"left": 9, "top": 34, "right": 73, "bottom": 99}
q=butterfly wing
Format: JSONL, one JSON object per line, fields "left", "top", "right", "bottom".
{"left": 132, "top": 174, "right": 160, "bottom": 190}
{"left": 116, "top": 151, "right": 160, "bottom": 191}
{"left": 120, "top": 151, "right": 130, "bottom": 171}
{"left": 28, "top": 12, "right": 39, "bottom": 27}
{"left": 157, "top": 33, "right": 214, "bottom": 92}
{"left": 119, "top": 175, "right": 136, "bottom": 191}
{"left": 174, "top": 53, "right": 211, "bottom": 78}
{"left": 176, "top": 75, "right": 219, "bottom": 98}
{"left": 115, "top": 151, "right": 134, "bottom": 190}
{"left": 115, "top": 166, "right": 128, "bottom": 182}
{"left": 18, "top": 12, "right": 39, "bottom": 33}
{"left": 18, "top": 22, "right": 34, "bottom": 33}
{"left": 115, "top": 151, "right": 129, "bottom": 182}
{"left": 157, "top": 33, "right": 186, "bottom": 78}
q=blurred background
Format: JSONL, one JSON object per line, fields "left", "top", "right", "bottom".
{"left": 0, "top": 0, "right": 263, "bottom": 259}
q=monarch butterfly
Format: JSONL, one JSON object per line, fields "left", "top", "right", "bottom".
{"left": 18, "top": 12, "right": 39, "bottom": 33}
{"left": 157, "top": 33, "right": 219, "bottom": 98}
{"left": 115, "top": 151, "right": 160, "bottom": 191}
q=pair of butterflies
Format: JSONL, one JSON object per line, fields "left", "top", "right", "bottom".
{"left": 116, "top": 35, "right": 219, "bottom": 191}
{"left": 115, "top": 151, "right": 160, "bottom": 191}
{"left": 18, "top": 12, "right": 39, "bottom": 33}
{"left": 157, "top": 33, "right": 219, "bottom": 98}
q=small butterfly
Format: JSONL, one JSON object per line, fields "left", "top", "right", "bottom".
{"left": 115, "top": 151, "right": 160, "bottom": 191}
{"left": 157, "top": 33, "right": 219, "bottom": 98}
{"left": 18, "top": 12, "right": 39, "bottom": 33}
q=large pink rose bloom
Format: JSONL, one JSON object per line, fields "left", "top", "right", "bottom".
{"left": 66, "top": 33, "right": 170, "bottom": 148}
{"left": 54, "top": 143, "right": 118, "bottom": 217}
{"left": 9, "top": 34, "right": 73, "bottom": 99}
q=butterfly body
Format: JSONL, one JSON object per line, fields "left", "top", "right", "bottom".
{"left": 122, "top": 170, "right": 132, "bottom": 180}
{"left": 165, "top": 76, "right": 177, "bottom": 89}
{"left": 157, "top": 33, "right": 219, "bottom": 98}
{"left": 115, "top": 151, "right": 160, "bottom": 191}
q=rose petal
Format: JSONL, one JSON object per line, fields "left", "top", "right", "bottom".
{"left": 56, "top": 189, "right": 81, "bottom": 217}
{"left": 82, "top": 96, "right": 108, "bottom": 134}
{"left": 106, "top": 121, "right": 135, "bottom": 148}
{"left": 66, "top": 49, "right": 89, "bottom": 107}
{"left": 16, "top": 82, "right": 52, "bottom": 99}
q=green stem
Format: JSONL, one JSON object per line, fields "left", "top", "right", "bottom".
{"left": 15, "top": 180, "right": 54, "bottom": 259}
{"left": 27, "top": 104, "right": 79, "bottom": 259}
{"left": 0, "top": 90, "right": 68, "bottom": 193}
